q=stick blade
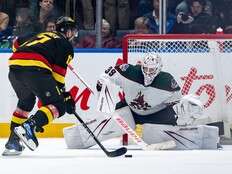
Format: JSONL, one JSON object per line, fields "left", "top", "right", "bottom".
{"left": 107, "top": 147, "right": 127, "bottom": 157}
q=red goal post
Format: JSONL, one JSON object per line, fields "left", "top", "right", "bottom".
{"left": 122, "top": 34, "right": 232, "bottom": 137}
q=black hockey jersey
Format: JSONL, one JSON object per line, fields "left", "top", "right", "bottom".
{"left": 9, "top": 32, "right": 74, "bottom": 86}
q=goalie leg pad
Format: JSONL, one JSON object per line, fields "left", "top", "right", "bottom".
{"left": 63, "top": 113, "right": 122, "bottom": 149}
{"left": 142, "top": 124, "right": 219, "bottom": 150}
{"left": 63, "top": 124, "right": 87, "bottom": 149}
{"left": 63, "top": 118, "right": 123, "bottom": 149}
{"left": 63, "top": 107, "right": 136, "bottom": 149}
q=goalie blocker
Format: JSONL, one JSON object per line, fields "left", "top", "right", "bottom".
{"left": 63, "top": 106, "right": 219, "bottom": 150}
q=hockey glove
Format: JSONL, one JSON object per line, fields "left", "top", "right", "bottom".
{"left": 96, "top": 80, "right": 103, "bottom": 92}
{"left": 63, "top": 91, "right": 76, "bottom": 114}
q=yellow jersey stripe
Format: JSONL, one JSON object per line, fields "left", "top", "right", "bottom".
{"left": 11, "top": 116, "right": 27, "bottom": 124}
{"left": 39, "top": 106, "right": 54, "bottom": 123}
{"left": 9, "top": 60, "right": 52, "bottom": 72}
{"left": 52, "top": 71, "right": 65, "bottom": 84}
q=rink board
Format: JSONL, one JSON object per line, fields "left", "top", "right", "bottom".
{"left": 1, "top": 48, "right": 232, "bottom": 137}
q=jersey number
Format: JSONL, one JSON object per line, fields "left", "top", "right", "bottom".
{"left": 105, "top": 66, "right": 116, "bottom": 76}
{"left": 23, "top": 33, "right": 58, "bottom": 47}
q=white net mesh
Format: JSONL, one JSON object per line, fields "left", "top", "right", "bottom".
{"left": 127, "top": 39, "right": 232, "bottom": 54}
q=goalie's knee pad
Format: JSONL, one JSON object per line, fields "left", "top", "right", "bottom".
{"left": 142, "top": 124, "right": 219, "bottom": 150}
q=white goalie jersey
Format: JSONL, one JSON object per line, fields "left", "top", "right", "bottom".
{"left": 99, "top": 64, "right": 182, "bottom": 116}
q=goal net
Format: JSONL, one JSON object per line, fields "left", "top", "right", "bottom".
{"left": 122, "top": 34, "right": 232, "bottom": 137}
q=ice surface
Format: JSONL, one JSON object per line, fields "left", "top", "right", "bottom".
{"left": 1, "top": 138, "right": 232, "bottom": 174}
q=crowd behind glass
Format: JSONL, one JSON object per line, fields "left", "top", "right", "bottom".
{"left": 0, "top": 0, "right": 232, "bottom": 49}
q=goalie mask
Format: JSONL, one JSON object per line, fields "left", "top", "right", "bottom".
{"left": 141, "top": 53, "right": 163, "bottom": 86}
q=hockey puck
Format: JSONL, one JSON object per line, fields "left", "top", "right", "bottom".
{"left": 124, "top": 154, "right": 132, "bottom": 158}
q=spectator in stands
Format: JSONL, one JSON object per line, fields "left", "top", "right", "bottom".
{"left": 32, "top": 0, "right": 61, "bottom": 33}
{"left": 76, "top": 19, "right": 121, "bottom": 48}
{"left": 143, "top": 0, "right": 176, "bottom": 33}
{"left": 13, "top": 8, "right": 35, "bottom": 36}
{"left": 38, "top": 0, "right": 56, "bottom": 22}
{"left": 173, "top": 0, "right": 218, "bottom": 34}
{"left": 0, "top": 11, "right": 13, "bottom": 48}
{"left": 0, "top": 11, "right": 9, "bottom": 32}
{"left": 43, "top": 16, "right": 56, "bottom": 32}
{"left": 175, "top": 0, "right": 213, "bottom": 16}
{"left": 133, "top": 16, "right": 151, "bottom": 34}
{"left": 0, "top": 0, "right": 17, "bottom": 27}
{"left": 104, "top": 0, "right": 130, "bottom": 33}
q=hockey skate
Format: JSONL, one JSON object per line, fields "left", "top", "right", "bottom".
{"left": 2, "top": 132, "right": 25, "bottom": 156}
{"left": 14, "top": 121, "right": 39, "bottom": 151}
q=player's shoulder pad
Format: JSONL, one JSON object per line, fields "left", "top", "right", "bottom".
{"left": 17, "top": 33, "right": 35, "bottom": 45}
{"left": 152, "top": 71, "right": 180, "bottom": 91}
{"left": 115, "top": 63, "right": 140, "bottom": 73}
{"left": 115, "top": 64, "right": 141, "bottom": 76}
{"left": 116, "top": 63, "right": 130, "bottom": 72}
{"left": 115, "top": 64, "right": 143, "bottom": 83}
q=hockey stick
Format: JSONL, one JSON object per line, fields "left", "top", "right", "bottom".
{"left": 112, "top": 113, "right": 176, "bottom": 150}
{"left": 68, "top": 65, "right": 95, "bottom": 95}
{"left": 73, "top": 111, "right": 127, "bottom": 157}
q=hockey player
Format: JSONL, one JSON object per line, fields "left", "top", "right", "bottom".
{"left": 63, "top": 52, "right": 219, "bottom": 150}
{"left": 2, "top": 16, "right": 77, "bottom": 156}
{"left": 99, "top": 53, "right": 181, "bottom": 125}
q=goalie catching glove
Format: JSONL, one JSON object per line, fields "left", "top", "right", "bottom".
{"left": 173, "top": 94, "right": 205, "bottom": 126}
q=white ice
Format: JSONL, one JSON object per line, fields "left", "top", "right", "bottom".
{"left": 1, "top": 138, "right": 232, "bottom": 174}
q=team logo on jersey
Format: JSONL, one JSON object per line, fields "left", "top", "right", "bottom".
{"left": 129, "top": 91, "right": 151, "bottom": 111}
{"left": 171, "top": 79, "right": 179, "bottom": 89}
{"left": 119, "top": 64, "right": 129, "bottom": 71}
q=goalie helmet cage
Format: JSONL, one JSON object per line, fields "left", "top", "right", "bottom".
{"left": 121, "top": 34, "right": 232, "bottom": 138}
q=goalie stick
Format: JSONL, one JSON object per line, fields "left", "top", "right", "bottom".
{"left": 68, "top": 65, "right": 95, "bottom": 95}
{"left": 112, "top": 113, "right": 176, "bottom": 150}
{"left": 73, "top": 111, "right": 127, "bottom": 157}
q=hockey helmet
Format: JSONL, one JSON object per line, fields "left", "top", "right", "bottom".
{"left": 56, "top": 16, "right": 76, "bottom": 33}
